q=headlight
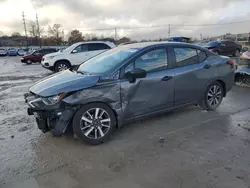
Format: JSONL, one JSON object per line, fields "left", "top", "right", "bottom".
{"left": 45, "top": 56, "right": 55, "bottom": 60}
{"left": 42, "top": 93, "right": 66, "bottom": 106}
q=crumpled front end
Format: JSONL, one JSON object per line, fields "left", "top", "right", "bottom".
{"left": 24, "top": 92, "right": 76, "bottom": 136}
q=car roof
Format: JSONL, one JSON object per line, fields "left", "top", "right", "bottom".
{"left": 74, "top": 41, "right": 116, "bottom": 48}
{"left": 116, "top": 41, "right": 205, "bottom": 51}
{"left": 75, "top": 41, "right": 114, "bottom": 45}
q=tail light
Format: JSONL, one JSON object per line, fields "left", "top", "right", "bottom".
{"left": 227, "top": 59, "right": 235, "bottom": 68}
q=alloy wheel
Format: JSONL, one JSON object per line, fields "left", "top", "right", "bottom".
{"left": 207, "top": 85, "right": 222, "bottom": 107}
{"left": 58, "top": 64, "right": 68, "bottom": 71}
{"left": 80, "top": 108, "right": 111, "bottom": 139}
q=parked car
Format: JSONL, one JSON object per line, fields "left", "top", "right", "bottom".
{"left": 0, "top": 48, "right": 7, "bottom": 56}
{"left": 21, "top": 48, "right": 58, "bottom": 64}
{"left": 7, "top": 48, "right": 18, "bottom": 56}
{"left": 25, "top": 42, "right": 235, "bottom": 145}
{"left": 235, "top": 50, "right": 250, "bottom": 85}
{"left": 41, "top": 41, "right": 116, "bottom": 72}
{"left": 17, "top": 49, "right": 26, "bottom": 56}
{"left": 204, "top": 40, "right": 242, "bottom": 57}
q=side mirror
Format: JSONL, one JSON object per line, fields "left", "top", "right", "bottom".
{"left": 125, "top": 68, "right": 147, "bottom": 83}
{"left": 72, "top": 49, "right": 77, "bottom": 53}
{"left": 220, "top": 43, "right": 226, "bottom": 47}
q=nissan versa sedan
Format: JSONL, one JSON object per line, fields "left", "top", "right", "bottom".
{"left": 25, "top": 42, "right": 235, "bottom": 145}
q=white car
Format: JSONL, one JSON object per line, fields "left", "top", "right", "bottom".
{"left": 41, "top": 41, "right": 116, "bottom": 72}
{"left": 0, "top": 48, "right": 7, "bottom": 56}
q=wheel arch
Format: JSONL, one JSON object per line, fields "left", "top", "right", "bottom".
{"left": 215, "top": 79, "right": 226, "bottom": 97}
{"left": 204, "top": 79, "right": 226, "bottom": 98}
{"left": 76, "top": 101, "right": 119, "bottom": 128}
{"left": 54, "top": 59, "right": 72, "bottom": 67}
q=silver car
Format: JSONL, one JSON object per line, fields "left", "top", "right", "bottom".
{"left": 25, "top": 42, "right": 235, "bottom": 145}
{"left": 0, "top": 48, "right": 7, "bottom": 56}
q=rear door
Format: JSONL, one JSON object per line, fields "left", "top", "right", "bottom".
{"left": 221, "top": 41, "right": 234, "bottom": 55}
{"left": 86, "top": 43, "right": 111, "bottom": 60}
{"left": 120, "top": 47, "right": 175, "bottom": 119}
{"left": 172, "top": 47, "right": 216, "bottom": 106}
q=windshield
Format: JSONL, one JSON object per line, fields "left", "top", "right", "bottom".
{"left": 77, "top": 48, "right": 138, "bottom": 74}
{"left": 206, "top": 41, "right": 221, "bottom": 47}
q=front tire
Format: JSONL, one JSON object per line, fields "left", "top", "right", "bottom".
{"left": 54, "top": 61, "right": 70, "bottom": 72}
{"left": 73, "top": 103, "right": 116, "bottom": 145}
{"left": 199, "top": 81, "right": 224, "bottom": 111}
{"left": 26, "top": 59, "right": 32, "bottom": 65}
{"left": 234, "top": 49, "right": 240, "bottom": 57}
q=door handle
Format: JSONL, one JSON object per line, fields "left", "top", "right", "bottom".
{"left": 161, "top": 76, "right": 173, "bottom": 81}
{"left": 204, "top": 64, "right": 211, "bottom": 69}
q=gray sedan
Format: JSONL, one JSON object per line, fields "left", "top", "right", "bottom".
{"left": 25, "top": 42, "right": 235, "bottom": 145}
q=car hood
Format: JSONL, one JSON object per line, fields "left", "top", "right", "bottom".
{"left": 44, "top": 51, "right": 61, "bottom": 58}
{"left": 29, "top": 70, "right": 100, "bottom": 97}
{"left": 23, "top": 54, "right": 32, "bottom": 58}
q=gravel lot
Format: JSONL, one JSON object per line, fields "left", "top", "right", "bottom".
{"left": 1, "top": 56, "right": 250, "bottom": 188}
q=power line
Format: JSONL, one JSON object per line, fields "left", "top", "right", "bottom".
{"left": 80, "top": 20, "right": 250, "bottom": 32}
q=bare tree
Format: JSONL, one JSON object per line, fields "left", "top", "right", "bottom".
{"left": 29, "top": 21, "right": 39, "bottom": 38}
{"left": 11, "top": 32, "right": 21, "bottom": 37}
{"left": 48, "top": 24, "right": 63, "bottom": 45}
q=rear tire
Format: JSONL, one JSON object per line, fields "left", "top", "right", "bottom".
{"left": 54, "top": 61, "right": 70, "bottom": 72}
{"left": 199, "top": 81, "right": 224, "bottom": 111}
{"left": 73, "top": 103, "right": 116, "bottom": 145}
{"left": 26, "top": 59, "right": 32, "bottom": 65}
{"left": 234, "top": 49, "right": 240, "bottom": 57}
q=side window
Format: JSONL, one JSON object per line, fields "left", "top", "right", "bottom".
{"left": 34, "top": 50, "right": 42, "bottom": 55}
{"left": 228, "top": 41, "right": 235, "bottom": 46}
{"left": 73, "top": 44, "right": 88, "bottom": 53}
{"left": 197, "top": 50, "right": 207, "bottom": 62}
{"left": 88, "top": 43, "right": 111, "bottom": 51}
{"left": 174, "top": 48, "right": 198, "bottom": 67}
{"left": 134, "top": 48, "right": 168, "bottom": 72}
{"left": 125, "top": 63, "right": 134, "bottom": 73}
{"left": 44, "top": 49, "right": 50, "bottom": 54}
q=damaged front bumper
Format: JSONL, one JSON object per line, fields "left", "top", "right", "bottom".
{"left": 24, "top": 92, "right": 76, "bottom": 136}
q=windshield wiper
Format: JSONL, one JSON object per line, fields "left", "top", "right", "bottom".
{"left": 75, "top": 70, "right": 92, "bottom": 75}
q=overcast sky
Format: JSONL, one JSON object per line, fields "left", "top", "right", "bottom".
{"left": 1, "top": 0, "right": 250, "bottom": 40}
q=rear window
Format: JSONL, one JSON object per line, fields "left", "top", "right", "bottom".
{"left": 88, "top": 43, "right": 111, "bottom": 51}
{"left": 206, "top": 41, "right": 221, "bottom": 47}
{"left": 44, "top": 48, "right": 57, "bottom": 53}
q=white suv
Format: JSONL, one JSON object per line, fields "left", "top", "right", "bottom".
{"left": 41, "top": 41, "right": 116, "bottom": 72}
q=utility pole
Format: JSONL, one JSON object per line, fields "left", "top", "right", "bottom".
{"left": 22, "top": 11, "right": 28, "bottom": 47}
{"left": 168, "top": 24, "right": 171, "bottom": 39}
{"left": 36, "top": 13, "right": 41, "bottom": 47}
{"left": 200, "top": 33, "right": 203, "bottom": 41}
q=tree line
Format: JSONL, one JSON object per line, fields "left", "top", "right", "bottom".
{"left": 0, "top": 23, "right": 132, "bottom": 47}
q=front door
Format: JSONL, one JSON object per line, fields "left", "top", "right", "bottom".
{"left": 172, "top": 47, "right": 216, "bottom": 106}
{"left": 70, "top": 44, "right": 89, "bottom": 65}
{"left": 120, "top": 47, "right": 175, "bottom": 119}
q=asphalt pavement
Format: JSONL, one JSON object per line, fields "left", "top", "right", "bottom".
{"left": 1, "top": 56, "right": 250, "bottom": 188}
